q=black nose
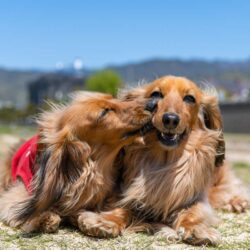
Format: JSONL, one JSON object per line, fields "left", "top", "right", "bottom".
{"left": 145, "top": 98, "right": 158, "bottom": 112}
{"left": 162, "top": 113, "right": 180, "bottom": 129}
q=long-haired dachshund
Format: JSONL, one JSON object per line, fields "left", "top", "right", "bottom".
{"left": 114, "top": 76, "right": 248, "bottom": 246}
{"left": 0, "top": 92, "right": 152, "bottom": 236}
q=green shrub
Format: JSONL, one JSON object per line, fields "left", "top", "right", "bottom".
{"left": 85, "top": 70, "right": 122, "bottom": 96}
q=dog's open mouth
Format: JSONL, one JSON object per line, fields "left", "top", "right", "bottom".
{"left": 122, "top": 123, "right": 187, "bottom": 148}
{"left": 157, "top": 130, "right": 186, "bottom": 147}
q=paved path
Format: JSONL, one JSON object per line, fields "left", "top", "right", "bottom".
{"left": 226, "top": 140, "right": 250, "bottom": 164}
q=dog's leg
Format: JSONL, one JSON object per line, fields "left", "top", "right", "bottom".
{"left": 173, "top": 201, "right": 220, "bottom": 246}
{"left": 209, "top": 162, "right": 249, "bottom": 213}
{"left": 70, "top": 208, "right": 131, "bottom": 238}
{"left": 0, "top": 181, "right": 61, "bottom": 233}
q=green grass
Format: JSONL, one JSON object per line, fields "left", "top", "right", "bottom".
{"left": 0, "top": 211, "right": 249, "bottom": 250}
{"left": 0, "top": 125, "right": 249, "bottom": 249}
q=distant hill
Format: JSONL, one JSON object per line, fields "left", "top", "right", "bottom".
{"left": 0, "top": 58, "right": 250, "bottom": 107}
{"left": 107, "top": 59, "right": 250, "bottom": 91}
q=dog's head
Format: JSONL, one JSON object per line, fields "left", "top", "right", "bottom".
{"left": 15, "top": 93, "right": 153, "bottom": 223}
{"left": 58, "top": 93, "right": 152, "bottom": 145}
{"left": 120, "top": 76, "right": 224, "bottom": 151}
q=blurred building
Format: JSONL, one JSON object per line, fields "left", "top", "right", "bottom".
{"left": 220, "top": 102, "right": 250, "bottom": 133}
{"left": 28, "top": 74, "right": 85, "bottom": 106}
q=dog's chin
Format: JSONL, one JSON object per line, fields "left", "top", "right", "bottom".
{"left": 157, "top": 130, "right": 187, "bottom": 149}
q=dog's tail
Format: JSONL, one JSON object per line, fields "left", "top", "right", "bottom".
{"left": 14, "top": 126, "right": 90, "bottom": 225}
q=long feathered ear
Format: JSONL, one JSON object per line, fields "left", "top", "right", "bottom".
{"left": 200, "top": 94, "right": 225, "bottom": 167}
{"left": 14, "top": 127, "right": 91, "bottom": 224}
{"left": 201, "top": 95, "right": 223, "bottom": 130}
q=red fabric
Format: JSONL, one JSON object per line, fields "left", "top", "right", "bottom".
{"left": 11, "top": 135, "right": 38, "bottom": 193}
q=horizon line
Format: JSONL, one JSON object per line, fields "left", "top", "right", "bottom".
{"left": 1, "top": 55, "right": 250, "bottom": 72}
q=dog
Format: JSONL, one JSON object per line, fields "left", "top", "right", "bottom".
{"left": 115, "top": 76, "right": 249, "bottom": 245}
{"left": 0, "top": 92, "right": 152, "bottom": 236}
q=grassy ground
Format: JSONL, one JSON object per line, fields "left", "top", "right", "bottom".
{"left": 0, "top": 125, "right": 249, "bottom": 250}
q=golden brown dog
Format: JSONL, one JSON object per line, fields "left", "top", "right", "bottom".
{"left": 89, "top": 75, "right": 249, "bottom": 246}
{"left": 0, "top": 92, "right": 152, "bottom": 236}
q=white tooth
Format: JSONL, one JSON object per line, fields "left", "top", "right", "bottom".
{"left": 161, "top": 133, "right": 178, "bottom": 140}
{"left": 169, "top": 134, "right": 178, "bottom": 141}
{"left": 170, "top": 135, "right": 175, "bottom": 141}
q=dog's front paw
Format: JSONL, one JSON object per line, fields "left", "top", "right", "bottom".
{"left": 222, "top": 196, "right": 248, "bottom": 213}
{"left": 78, "top": 211, "right": 122, "bottom": 238}
{"left": 178, "top": 224, "right": 220, "bottom": 246}
{"left": 40, "top": 212, "right": 61, "bottom": 233}
{"left": 21, "top": 212, "right": 61, "bottom": 233}
{"left": 155, "top": 225, "right": 181, "bottom": 243}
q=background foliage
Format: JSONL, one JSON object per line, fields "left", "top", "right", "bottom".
{"left": 85, "top": 70, "right": 122, "bottom": 96}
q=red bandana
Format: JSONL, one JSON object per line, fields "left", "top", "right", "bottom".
{"left": 11, "top": 135, "right": 38, "bottom": 193}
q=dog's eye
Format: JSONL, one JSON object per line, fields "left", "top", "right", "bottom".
{"left": 183, "top": 95, "right": 196, "bottom": 104}
{"left": 99, "top": 108, "right": 112, "bottom": 118}
{"left": 150, "top": 91, "right": 163, "bottom": 99}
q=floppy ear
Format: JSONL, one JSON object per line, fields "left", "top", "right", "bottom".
{"left": 201, "top": 95, "right": 223, "bottom": 130}
{"left": 14, "top": 127, "right": 91, "bottom": 224}
{"left": 200, "top": 94, "right": 225, "bottom": 167}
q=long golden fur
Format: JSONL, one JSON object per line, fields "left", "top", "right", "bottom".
{"left": 89, "top": 76, "right": 248, "bottom": 246}
{"left": 0, "top": 92, "right": 152, "bottom": 235}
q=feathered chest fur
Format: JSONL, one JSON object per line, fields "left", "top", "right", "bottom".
{"left": 52, "top": 144, "right": 122, "bottom": 214}
{"left": 120, "top": 129, "right": 220, "bottom": 222}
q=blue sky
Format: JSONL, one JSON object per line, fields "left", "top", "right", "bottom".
{"left": 0, "top": 0, "right": 249, "bottom": 70}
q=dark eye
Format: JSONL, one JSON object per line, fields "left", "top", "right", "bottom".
{"left": 183, "top": 95, "right": 196, "bottom": 104}
{"left": 99, "top": 108, "right": 112, "bottom": 119}
{"left": 150, "top": 91, "right": 163, "bottom": 99}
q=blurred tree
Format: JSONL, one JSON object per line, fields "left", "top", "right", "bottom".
{"left": 85, "top": 70, "right": 122, "bottom": 96}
